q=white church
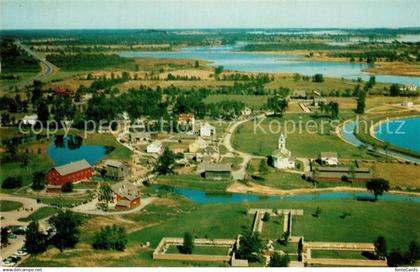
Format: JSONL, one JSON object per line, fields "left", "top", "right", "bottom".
{"left": 271, "top": 134, "right": 295, "bottom": 169}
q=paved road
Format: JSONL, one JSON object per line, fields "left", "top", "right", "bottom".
{"left": 3, "top": 41, "right": 58, "bottom": 90}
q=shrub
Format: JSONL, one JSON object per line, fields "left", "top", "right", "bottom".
{"left": 1, "top": 176, "right": 23, "bottom": 189}
{"left": 61, "top": 182, "right": 73, "bottom": 193}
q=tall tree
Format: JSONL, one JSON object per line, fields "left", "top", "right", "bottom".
{"left": 99, "top": 183, "right": 113, "bottom": 209}
{"left": 182, "top": 232, "right": 194, "bottom": 254}
{"left": 374, "top": 236, "right": 387, "bottom": 260}
{"left": 269, "top": 252, "right": 290, "bottom": 267}
{"left": 25, "top": 221, "right": 48, "bottom": 254}
{"left": 49, "top": 210, "right": 82, "bottom": 252}
{"left": 267, "top": 96, "right": 288, "bottom": 117}
{"left": 356, "top": 89, "right": 366, "bottom": 114}
{"left": 154, "top": 147, "right": 176, "bottom": 175}
{"left": 236, "top": 231, "right": 264, "bottom": 262}
{"left": 31, "top": 171, "right": 46, "bottom": 191}
{"left": 366, "top": 178, "right": 390, "bottom": 200}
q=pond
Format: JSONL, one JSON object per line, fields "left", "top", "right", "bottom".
{"left": 375, "top": 117, "right": 420, "bottom": 153}
{"left": 339, "top": 121, "right": 420, "bottom": 163}
{"left": 47, "top": 135, "right": 107, "bottom": 166}
{"left": 152, "top": 185, "right": 420, "bottom": 204}
{"left": 119, "top": 45, "right": 420, "bottom": 85}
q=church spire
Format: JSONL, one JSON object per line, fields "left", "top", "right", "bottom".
{"left": 279, "top": 134, "right": 286, "bottom": 150}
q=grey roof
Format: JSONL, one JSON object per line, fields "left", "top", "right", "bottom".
{"left": 105, "top": 160, "right": 125, "bottom": 168}
{"left": 111, "top": 181, "right": 140, "bottom": 201}
{"left": 197, "top": 163, "right": 231, "bottom": 173}
{"left": 315, "top": 166, "right": 371, "bottom": 173}
{"left": 320, "top": 152, "right": 338, "bottom": 158}
{"left": 54, "top": 159, "right": 91, "bottom": 176}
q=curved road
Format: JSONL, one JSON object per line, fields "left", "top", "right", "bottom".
{"left": 3, "top": 41, "right": 58, "bottom": 89}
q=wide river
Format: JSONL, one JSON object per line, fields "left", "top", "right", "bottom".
{"left": 120, "top": 45, "right": 420, "bottom": 85}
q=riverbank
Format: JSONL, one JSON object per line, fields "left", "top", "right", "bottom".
{"left": 226, "top": 181, "right": 420, "bottom": 197}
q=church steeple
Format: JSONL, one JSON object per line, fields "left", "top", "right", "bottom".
{"left": 279, "top": 134, "right": 286, "bottom": 150}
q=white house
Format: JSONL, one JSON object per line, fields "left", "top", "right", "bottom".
{"left": 200, "top": 122, "right": 216, "bottom": 137}
{"left": 401, "top": 100, "right": 414, "bottom": 108}
{"left": 319, "top": 152, "right": 338, "bottom": 166}
{"left": 399, "top": 84, "right": 417, "bottom": 92}
{"left": 271, "top": 134, "right": 295, "bottom": 169}
{"left": 147, "top": 140, "right": 162, "bottom": 154}
{"left": 241, "top": 107, "right": 252, "bottom": 116}
{"left": 21, "top": 114, "right": 38, "bottom": 126}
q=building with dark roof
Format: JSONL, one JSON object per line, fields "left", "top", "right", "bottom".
{"left": 197, "top": 163, "right": 232, "bottom": 180}
{"left": 47, "top": 159, "right": 92, "bottom": 190}
{"left": 111, "top": 181, "right": 141, "bottom": 209}
{"left": 305, "top": 166, "right": 373, "bottom": 182}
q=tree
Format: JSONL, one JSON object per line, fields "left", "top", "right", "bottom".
{"left": 49, "top": 210, "right": 82, "bottom": 252}
{"left": 92, "top": 225, "right": 128, "bottom": 251}
{"left": 1, "top": 227, "right": 9, "bottom": 246}
{"left": 154, "top": 147, "right": 176, "bottom": 175}
{"left": 262, "top": 212, "right": 270, "bottom": 222}
{"left": 269, "top": 252, "right": 290, "bottom": 267}
{"left": 61, "top": 182, "right": 73, "bottom": 193}
{"left": 194, "top": 60, "right": 199, "bottom": 68}
{"left": 25, "top": 221, "right": 48, "bottom": 254}
{"left": 356, "top": 89, "right": 366, "bottom": 114}
{"left": 214, "top": 65, "right": 224, "bottom": 79}
{"left": 99, "top": 183, "right": 113, "bottom": 209}
{"left": 1, "top": 112, "right": 11, "bottom": 126}
{"left": 267, "top": 96, "right": 288, "bottom": 117}
{"left": 1, "top": 176, "right": 22, "bottom": 189}
{"left": 36, "top": 100, "right": 49, "bottom": 125}
{"left": 258, "top": 159, "right": 268, "bottom": 176}
{"left": 328, "top": 101, "right": 339, "bottom": 119}
{"left": 374, "top": 236, "right": 387, "bottom": 259}
{"left": 32, "top": 171, "right": 46, "bottom": 191}
{"left": 389, "top": 84, "right": 400, "bottom": 96}
{"left": 314, "top": 206, "right": 322, "bottom": 218}
{"left": 181, "top": 232, "right": 194, "bottom": 254}
{"left": 387, "top": 249, "right": 405, "bottom": 267}
{"left": 312, "top": 74, "right": 324, "bottom": 83}
{"left": 236, "top": 231, "right": 264, "bottom": 262}
{"left": 366, "top": 178, "right": 390, "bottom": 200}
{"left": 407, "top": 240, "right": 420, "bottom": 264}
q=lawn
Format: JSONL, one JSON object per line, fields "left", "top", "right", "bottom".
{"left": 311, "top": 250, "right": 368, "bottom": 259}
{"left": 220, "top": 156, "right": 243, "bottom": 171}
{"left": 82, "top": 132, "right": 132, "bottom": 161}
{"left": 20, "top": 198, "right": 420, "bottom": 267}
{"left": 232, "top": 113, "right": 374, "bottom": 159}
{"left": 260, "top": 216, "right": 283, "bottom": 240}
{"left": 0, "top": 200, "right": 23, "bottom": 212}
{"left": 18, "top": 207, "right": 58, "bottom": 222}
{"left": 166, "top": 245, "right": 230, "bottom": 256}
{"left": 155, "top": 174, "right": 232, "bottom": 193}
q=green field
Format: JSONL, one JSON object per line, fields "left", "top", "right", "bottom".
{"left": 155, "top": 174, "right": 232, "bottom": 192}
{"left": 18, "top": 207, "right": 58, "bottom": 222}
{"left": 204, "top": 95, "right": 269, "bottom": 109}
{"left": 260, "top": 216, "right": 283, "bottom": 240}
{"left": 0, "top": 200, "right": 23, "bottom": 212}
{"left": 311, "top": 250, "right": 367, "bottom": 259}
{"left": 232, "top": 113, "right": 374, "bottom": 159}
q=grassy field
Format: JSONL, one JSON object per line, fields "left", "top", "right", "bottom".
{"left": 18, "top": 207, "right": 58, "bottom": 222}
{"left": 260, "top": 216, "right": 283, "bottom": 240}
{"left": 232, "top": 113, "right": 373, "bottom": 159}
{"left": 21, "top": 197, "right": 420, "bottom": 267}
{"left": 0, "top": 200, "right": 23, "bottom": 212}
{"left": 311, "top": 250, "right": 367, "bottom": 259}
{"left": 220, "top": 156, "right": 243, "bottom": 171}
{"left": 166, "top": 245, "right": 230, "bottom": 256}
{"left": 155, "top": 174, "right": 232, "bottom": 193}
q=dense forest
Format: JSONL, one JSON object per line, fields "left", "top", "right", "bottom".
{"left": 0, "top": 39, "right": 39, "bottom": 73}
{"left": 46, "top": 53, "right": 135, "bottom": 71}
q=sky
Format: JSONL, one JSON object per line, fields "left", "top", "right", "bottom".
{"left": 1, "top": 0, "right": 419, "bottom": 30}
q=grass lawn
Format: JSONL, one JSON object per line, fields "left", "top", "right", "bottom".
{"left": 18, "top": 207, "right": 58, "bottom": 222}
{"left": 204, "top": 95, "right": 269, "bottom": 109}
{"left": 232, "top": 113, "right": 374, "bottom": 159}
{"left": 166, "top": 245, "right": 230, "bottom": 256}
{"left": 0, "top": 200, "right": 23, "bottom": 212}
{"left": 155, "top": 174, "right": 232, "bottom": 193}
{"left": 260, "top": 216, "right": 283, "bottom": 240}
{"left": 311, "top": 250, "right": 368, "bottom": 259}
{"left": 82, "top": 132, "right": 133, "bottom": 161}
{"left": 38, "top": 192, "right": 95, "bottom": 208}
{"left": 221, "top": 156, "right": 243, "bottom": 171}
{"left": 21, "top": 198, "right": 420, "bottom": 267}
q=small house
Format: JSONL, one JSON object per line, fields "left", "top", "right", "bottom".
{"left": 177, "top": 113, "right": 195, "bottom": 127}
{"left": 21, "top": 114, "right": 38, "bottom": 126}
{"left": 196, "top": 163, "right": 231, "bottom": 180}
{"left": 111, "top": 181, "right": 141, "bottom": 209}
{"left": 319, "top": 152, "right": 338, "bottom": 166}
{"left": 200, "top": 122, "right": 216, "bottom": 137}
{"left": 241, "top": 107, "right": 252, "bottom": 116}
{"left": 129, "top": 132, "right": 151, "bottom": 143}
{"left": 105, "top": 160, "right": 129, "bottom": 180}
{"left": 147, "top": 140, "right": 162, "bottom": 154}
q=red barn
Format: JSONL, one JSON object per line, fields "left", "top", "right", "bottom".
{"left": 47, "top": 159, "right": 92, "bottom": 190}
{"left": 111, "top": 181, "right": 141, "bottom": 209}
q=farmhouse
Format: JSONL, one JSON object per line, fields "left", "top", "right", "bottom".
{"left": 200, "top": 122, "right": 216, "bottom": 137}
{"left": 147, "top": 140, "right": 163, "bottom": 154}
{"left": 319, "top": 152, "right": 338, "bottom": 166}
{"left": 105, "top": 160, "right": 129, "bottom": 180}
{"left": 306, "top": 166, "right": 373, "bottom": 182}
{"left": 21, "top": 114, "right": 38, "bottom": 126}
{"left": 47, "top": 159, "right": 92, "bottom": 190}
{"left": 197, "top": 162, "right": 231, "bottom": 180}
{"left": 111, "top": 181, "right": 141, "bottom": 209}
{"left": 271, "top": 134, "right": 295, "bottom": 169}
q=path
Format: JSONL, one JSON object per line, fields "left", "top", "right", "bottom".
{"left": 0, "top": 193, "right": 47, "bottom": 227}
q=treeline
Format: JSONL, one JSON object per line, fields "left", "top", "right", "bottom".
{"left": 90, "top": 72, "right": 130, "bottom": 91}
{"left": 166, "top": 73, "right": 201, "bottom": 81}
{"left": 0, "top": 39, "right": 39, "bottom": 73}
{"left": 46, "top": 53, "right": 135, "bottom": 71}
{"left": 329, "top": 47, "right": 420, "bottom": 63}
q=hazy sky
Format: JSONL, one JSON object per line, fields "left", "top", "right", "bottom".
{"left": 1, "top": 0, "right": 419, "bottom": 29}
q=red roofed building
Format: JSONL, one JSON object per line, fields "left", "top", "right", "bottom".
{"left": 177, "top": 113, "right": 195, "bottom": 127}
{"left": 54, "top": 87, "right": 69, "bottom": 96}
{"left": 47, "top": 160, "right": 92, "bottom": 192}
{"left": 111, "top": 181, "right": 141, "bottom": 209}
